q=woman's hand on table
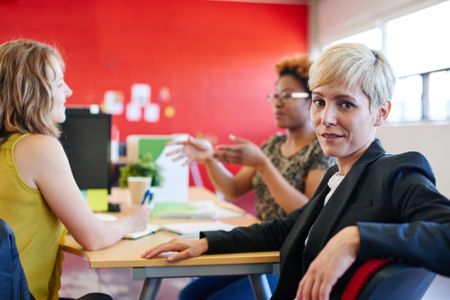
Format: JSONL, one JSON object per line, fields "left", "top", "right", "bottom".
{"left": 142, "top": 238, "right": 209, "bottom": 262}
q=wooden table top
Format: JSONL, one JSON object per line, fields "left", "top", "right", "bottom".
{"left": 62, "top": 187, "right": 280, "bottom": 268}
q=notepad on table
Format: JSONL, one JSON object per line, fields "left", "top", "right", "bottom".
{"left": 95, "top": 212, "right": 237, "bottom": 240}
{"left": 160, "top": 221, "right": 235, "bottom": 238}
{"left": 124, "top": 224, "right": 160, "bottom": 239}
{"left": 94, "top": 213, "right": 160, "bottom": 239}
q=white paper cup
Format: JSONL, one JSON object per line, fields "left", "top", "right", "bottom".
{"left": 128, "top": 176, "right": 151, "bottom": 205}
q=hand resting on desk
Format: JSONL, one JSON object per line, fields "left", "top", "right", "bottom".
{"left": 142, "top": 238, "right": 209, "bottom": 262}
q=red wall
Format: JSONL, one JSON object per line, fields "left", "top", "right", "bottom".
{"left": 0, "top": 0, "right": 308, "bottom": 189}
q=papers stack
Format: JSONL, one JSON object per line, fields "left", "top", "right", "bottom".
{"left": 124, "top": 224, "right": 160, "bottom": 239}
{"left": 161, "top": 221, "right": 236, "bottom": 238}
{"left": 95, "top": 213, "right": 236, "bottom": 240}
{"left": 95, "top": 213, "right": 160, "bottom": 239}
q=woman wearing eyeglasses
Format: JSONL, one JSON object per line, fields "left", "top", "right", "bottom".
{"left": 168, "top": 55, "right": 333, "bottom": 300}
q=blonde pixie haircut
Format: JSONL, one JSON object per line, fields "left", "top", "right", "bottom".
{"left": 0, "top": 39, "right": 64, "bottom": 139}
{"left": 309, "top": 43, "right": 395, "bottom": 110}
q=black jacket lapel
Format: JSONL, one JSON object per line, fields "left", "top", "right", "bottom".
{"left": 280, "top": 164, "right": 338, "bottom": 260}
{"left": 274, "top": 178, "right": 332, "bottom": 299}
{"left": 302, "top": 139, "right": 386, "bottom": 269}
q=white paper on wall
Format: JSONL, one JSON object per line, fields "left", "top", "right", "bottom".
{"left": 131, "top": 83, "right": 151, "bottom": 105}
{"left": 158, "top": 86, "right": 171, "bottom": 102}
{"left": 144, "top": 103, "right": 160, "bottom": 123}
{"left": 102, "top": 91, "right": 124, "bottom": 115}
{"left": 126, "top": 102, "right": 142, "bottom": 122}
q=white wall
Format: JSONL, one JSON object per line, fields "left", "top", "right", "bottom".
{"left": 309, "top": 0, "right": 445, "bottom": 51}
{"left": 376, "top": 122, "right": 450, "bottom": 198}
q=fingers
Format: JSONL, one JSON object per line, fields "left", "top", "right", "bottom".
{"left": 216, "top": 144, "right": 241, "bottom": 151}
{"left": 166, "top": 248, "right": 195, "bottom": 262}
{"left": 166, "top": 146, "right": 188, "bottom": 156}
{"left": 141, "top": 246, "right": 159, "bottom": 259}
{"left": 297, "top": 275, "right": 331, "bottom": 300}
{"left": 319, "top": 281, "right": 331, "bottom": 300}
{"left": 296, "top": 278, "right": 304, "bottom": 300}
{"left": 166, "top": 148, "right": 191, "bottom": 163}
{"left": 181, "top": 158, "right": 190, "bottom": 167}
{"left": 213, "top": 150, "right": 242, "bottom": 164}
{"left": 300, "top": 274, "right": 313, "bottom": 300}
{"left": 187, "top": 136, "right": 209, "bottom": 148}
{"left": 166, "top": 137, "right": 201, "bottom": 156}
{"left": 141, "top": 240, "right": 182, "bottom": 259}
{"left": 217, "top": 133, "right": 251, "bottom": 151}
{"left": 311, "top": 278, "right": 322, "bottom": 300}
{"left": 166, "top": 140, "right": 184, "bottom": 146}
{"left": 141, "top": 244, "right": 168, "bottom": 259}
{"left": 171, "top": 153, "right": 188, "bottom": 162}
{"left": 141, "top": 239, "right": 204, "bottom": 263}
{"left": 166, "top": 136, "right": 197, "bottom": 146}
{"left": 228, "top": 134, "right": 249, "bottom": 144}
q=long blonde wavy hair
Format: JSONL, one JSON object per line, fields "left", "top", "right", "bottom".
{"left": 0, "top": 39, "right": 64, "bottom": 140}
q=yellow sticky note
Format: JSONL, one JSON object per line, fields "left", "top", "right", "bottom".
{"left": 86, "top": 189, "right": 108, "bottom": 212}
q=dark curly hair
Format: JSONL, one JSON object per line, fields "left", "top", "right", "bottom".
{"left": 275, "top": 54, "right": 312, "bottom": 94}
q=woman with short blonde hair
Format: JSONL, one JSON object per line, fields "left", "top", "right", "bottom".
{"left": 144, "top": 43, "right": 450, "bottom": 300}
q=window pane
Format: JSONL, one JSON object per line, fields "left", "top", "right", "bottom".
{"left": 389, "top": 75, "right": 422, "bottom": 123}
{"left": 330, "top": 28, "right": 382, "bottom": 51}
{"left": 429, "top": 70, "right": 450, "bottom": 120}
{"left": 386, "top": 1, "right": 450, "bottom": 77}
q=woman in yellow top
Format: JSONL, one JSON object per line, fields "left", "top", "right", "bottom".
{"left": 0, "top": 39, "right": 148, "bottom": 300}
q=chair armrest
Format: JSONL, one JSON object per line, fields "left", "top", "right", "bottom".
{"left": 342, "top": 258, "right": 436, "bottom": 300}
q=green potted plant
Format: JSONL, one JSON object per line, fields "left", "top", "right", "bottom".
{"left": 118, "top": 153, "right": 164, "bottom": 188}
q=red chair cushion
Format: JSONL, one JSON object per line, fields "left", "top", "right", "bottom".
{"left": 341, "top": 258, "right": 392, "bottom": 300}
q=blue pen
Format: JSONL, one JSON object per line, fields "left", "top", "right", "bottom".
{"left": 140, "top": 189, "right": 152, "bottom": 205}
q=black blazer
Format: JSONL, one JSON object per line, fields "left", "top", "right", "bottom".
{"left": 202, "top": 139, "right": 450, "bottom": 299}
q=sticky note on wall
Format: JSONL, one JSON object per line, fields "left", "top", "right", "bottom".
{"left": 86, "top": 189, "right": 108, "bottom": 212}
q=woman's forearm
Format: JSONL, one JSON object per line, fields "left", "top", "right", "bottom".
{"left": 203, "top": 158, "right": 252, "bottom": 199}
{"left": 257, "top": 158, "right": 310, "bottom": 213}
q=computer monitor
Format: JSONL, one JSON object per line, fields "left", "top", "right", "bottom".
{"left": 59, "top": 108, "right": 112, "bottom": 192}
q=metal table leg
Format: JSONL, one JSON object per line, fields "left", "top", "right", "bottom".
{"left": 139, "top": 278, "right": 162, "bottom": 300}
{"left": 249, "top": 274, "right": 272, "bottom": 300}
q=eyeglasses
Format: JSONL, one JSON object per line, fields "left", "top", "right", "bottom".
{"left": 267, "top": 91, "right": 310, "bottom": 102}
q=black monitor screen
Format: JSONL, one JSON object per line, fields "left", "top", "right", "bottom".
{"left": 59, "top": 109, "right": 111, "bottom": 191}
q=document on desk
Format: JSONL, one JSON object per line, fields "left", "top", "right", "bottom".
{"left": 124, "top": 224, "right": 161, "bottom": 239}
{"left": 150, "top": 201, "right": 244, "bottom": 219}
{"left": 95, "top": 211, "right": 235, "bottom": 239}
{"left": 161, "top": 221, "right": 235, "bottom": 238}
{"left": 94, "top": 213, "right": 160, "bottom": 239}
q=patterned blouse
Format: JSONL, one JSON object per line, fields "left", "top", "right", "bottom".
{"left": 252, "top": 134, "right": 334, "bottom": 221}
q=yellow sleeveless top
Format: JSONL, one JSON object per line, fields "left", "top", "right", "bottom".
{"left": 0, "top": 133, "right": 65, "bottom": 300}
